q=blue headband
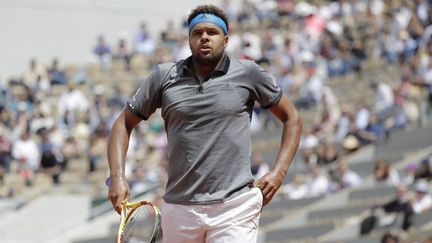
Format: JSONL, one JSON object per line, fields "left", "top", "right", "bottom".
{"left": 189, "top": 13, "right": 228, "bottom": 35}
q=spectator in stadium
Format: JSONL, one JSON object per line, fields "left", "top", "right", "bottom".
{"left": 295, "top": 61, "right": 324, "bottom": 109}
{"left": 92, "top": 34, "right": 112, "bottom": 71}
{"left": 160, "top": 19, "right": 179, "bottom": 51}
{"left": 236, "top": 0, "right": 258, "bottom": 25}
{"left": 315, "top": 142, "right": 338, "bottom": 166}
{"left": 364, "top": 113, "right": 386, "bottom": 143}
{"left": 405, "top": 13, "right": 424, "bottom": 58}
{"left": 0, "top": 107, "right": 12, "bottom": 132}
{"left": 88, "top": 123, "right": 108, "bottom": 173}
{"left": 10, "top": 104, "right": 32, "bottom": 142}
{"left": 312, "top": 86, "right": 340, "bottom": 140}
{"left": 314, "top": 143, "right": 326, "bottom": 165}
{"left": 300, "top": 126, "right": 319, "bottom": 150}
{"left": 334, "top": 106, "right": 353, "bottom": 143}
{"left": 327, "top": 164, "right": 344, "bottom": 193}
{"left": 11, "top": 130, "right": 39, "bottom": 186}
{"left": 298, "top": 127, "right": 320, "bottom": 170}
{"left": 327, "top": 142, "right": 340, "bottom": 162}
{"left": 355, "top": 101, "right": 370, "bottom": 131}
{"left": 380, "top": 232, "right": 400, "bottom": 243}
{"left": 107, "top": 4, "right": 302, "bottom": 242}
{"left": 393, "top": 75, "right": 419, "bottom": 128}
{"left": 93, "top": 34, "right": 111, "bottom": 56}
{"left": 33, "top": 74, "right": 51, "bottom": 95}
{"left": 415, "top": 158, "right": 432, "bottom": 181}
{"left": 47, "top": 58, "right": 68, "bottom": 85}
{"left": 0, "top": 84, "right": 14, "bottom": 114}
{"left": 29, "top": 103, "right": 54, "bottom": 134}
{"left": 337, "top": 160, "right": 362, "bottom": 188}
{"left": 283, "top": 173, "right": 308, "bottom": 200}
{"left": 22, "top": 58, "right": 48, "bottom": 90}
{"left": 373, "top": 159, "right": 400, "bottom": 186}
{"left": 113, "top": 34, "right": 133, "bottom": 71}
{"left": 371, "top": 81, "right": 395, "bottom": 121}
{"left": 57, "top": 81, "right": 89, "bottom": 126}
{"left": 240, "top": 32, "right": 262, "bottom": 61}
{"left": 89, "top": 85, "right": 105, "bottom": 127}
{"left": 306, "top": 164, "right": 329, "bottom": 197}
{"left": 0, "top": 125, "right": 11, "bottom": 186}
{"left": 220, "top": 0, "right": 236, "bottom": 21}
{"left": 402, "top": 163, "right": 417, "bottom": 185}
{"left": 411, "top": 180, "right": 432, "bottom": 214}
{"left": 377, "top": 184, "right": 415, "bottom": 231}
{"left": 38, "top": 128, "right": 62, "bottom": 184}
{"left": 380, "top": 28, "right": 402, "bottom": 65}
{"left": 361, "top": 185, "right": 414, "bottom": 233}
{"left": 61, "top": 135, "right": 81, "bottom": 171}
{"left": 134, "top": 22, "right": 156, "bottom": 55}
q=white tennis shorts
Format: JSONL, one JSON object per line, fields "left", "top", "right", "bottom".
{"left": 161, "top": 187, "right": 263, "bottom": 243}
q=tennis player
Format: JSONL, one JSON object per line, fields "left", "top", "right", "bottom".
{"left": 108, "top": 4, "right": 302, "bottom": 242}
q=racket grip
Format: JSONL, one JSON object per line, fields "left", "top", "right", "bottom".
{"left": 106, "top": 177, "right": 111, "bottom": 187}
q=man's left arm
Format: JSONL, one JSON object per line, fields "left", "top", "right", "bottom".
{"left": 253, "top": 94, "right": 302, "bottom": 206}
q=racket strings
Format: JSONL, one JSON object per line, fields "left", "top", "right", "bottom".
{"left": 122, "top": 205, "right": 157, "bottom": 243}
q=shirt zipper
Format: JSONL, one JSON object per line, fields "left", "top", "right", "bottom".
{"left": 194, "top": 74, "right": 208, "bottom": 94}
{"left": 198, "top": 82, "right": 203, "bottom": 93}
{"left": 187, "top": 66, "right": 214, "bottom": 94}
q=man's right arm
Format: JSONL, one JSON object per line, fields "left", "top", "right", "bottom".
{"left": 108, "top": 107, "right": 143, "bottom": 213}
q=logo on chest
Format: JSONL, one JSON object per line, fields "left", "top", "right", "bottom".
{"left": 221, "top": 83, "right": 234, "bottom": 91}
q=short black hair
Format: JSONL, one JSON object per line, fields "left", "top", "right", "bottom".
{"left": 187, "top": 5, "right": 229, "bottom": 33}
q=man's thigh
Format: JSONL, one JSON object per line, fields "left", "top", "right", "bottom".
{"left": 161, "top": 202, "right": 206, "bottom": 243}
{"left": 205, "top": 187, "right": 263, "bottom": 243}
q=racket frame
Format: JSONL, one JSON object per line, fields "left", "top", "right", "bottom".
{"left": 117, "top": 200, "right": 161, "bottom": 243}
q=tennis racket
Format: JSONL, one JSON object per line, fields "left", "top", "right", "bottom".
{"left": 117, "top": 200, "right": 161, "bottom": 243}
{"left": 106, "top": 178, "right": 162, "bottom": 243}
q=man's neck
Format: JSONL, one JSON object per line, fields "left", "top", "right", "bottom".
{"left": 191, "top": 55, "right": 224, "bottom": 81}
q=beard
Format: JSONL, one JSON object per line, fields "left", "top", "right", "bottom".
{"left": 191, "top": 49, "right": 224, "bottom": 65}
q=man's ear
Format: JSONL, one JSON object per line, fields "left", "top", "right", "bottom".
{"left": 224, "top": 35, "right": 229, "bottom": 48}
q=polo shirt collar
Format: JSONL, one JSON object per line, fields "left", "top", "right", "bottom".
{"left": 180, "top": 54, "right": 230, "bottom": 77}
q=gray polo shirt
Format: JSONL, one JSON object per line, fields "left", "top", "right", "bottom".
{"left": 127, "top": 55, "right": 282, "bottom": 204}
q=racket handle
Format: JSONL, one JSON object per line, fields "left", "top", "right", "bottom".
{"left": 106, "top": 177, "right": 111, "bottom": 187}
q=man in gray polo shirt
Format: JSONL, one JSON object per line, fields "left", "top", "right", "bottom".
{"left": 108, "top": 4, "right": 302, "bottom": 242}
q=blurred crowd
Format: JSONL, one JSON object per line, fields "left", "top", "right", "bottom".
{"left": 0, "top": 0, "right": 432, "bottom": 217}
